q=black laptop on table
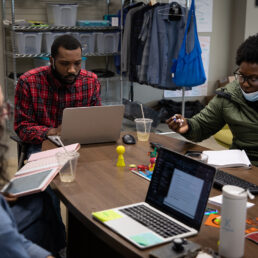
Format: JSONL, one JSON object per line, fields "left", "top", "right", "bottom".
{"left": 92, "top": 147, "right": 216, "bottom": 249}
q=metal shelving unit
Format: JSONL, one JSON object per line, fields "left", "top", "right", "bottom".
{"left": 1, "top": 0, "right": 124, "bottom": 105}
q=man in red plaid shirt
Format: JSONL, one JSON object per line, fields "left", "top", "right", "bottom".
{"left": 14, "top": 34, "right": 101, "bottom": 156}
{"left": 12, "top": 35, "right": 101, "bottom": 256}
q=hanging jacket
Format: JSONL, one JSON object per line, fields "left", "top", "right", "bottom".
{"left": 183, "top": 81, "right": 258, "bottom": 166}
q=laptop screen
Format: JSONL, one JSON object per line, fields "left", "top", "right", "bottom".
{"left": 145, "top": 147, "right": 216, "bottom": 230}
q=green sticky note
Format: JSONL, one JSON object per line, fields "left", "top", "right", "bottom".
{"left": 92, "top": 209, "right": 123, "bottom": 222}
{"left": 130, "top": 232, "right": 163, "bottom": 247}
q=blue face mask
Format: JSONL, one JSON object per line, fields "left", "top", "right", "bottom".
{"left": 240, "top": 88, "right": 258, "bottom": 102}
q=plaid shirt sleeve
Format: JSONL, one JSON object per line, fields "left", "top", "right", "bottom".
{"left": 14, "top": 68, "right": 102, "bottom": 144}
{"left": 14, "top": 77, "right": 50, "bottom": 144}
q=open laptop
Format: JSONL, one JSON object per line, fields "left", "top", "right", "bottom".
{"left": 92, "top": 147, "right": 216, "bottom": 249}
{"left": 48, "top": 105, "right": 125, "bottom": 146}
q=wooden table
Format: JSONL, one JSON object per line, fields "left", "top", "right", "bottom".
{"left": 47, "top": 132, "right": 258, "bottom": 258}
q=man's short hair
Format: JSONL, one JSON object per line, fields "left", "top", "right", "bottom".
{"left": 236, "top": 34, "right": 258, "bottom": 66}
{"left": 51, "top": 34, "right": 82, "bottom": 58}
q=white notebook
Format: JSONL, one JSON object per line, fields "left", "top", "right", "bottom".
{"left": 202, "top": 149, "right": 251, "bottom": 168}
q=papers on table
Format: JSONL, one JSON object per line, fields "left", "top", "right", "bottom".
{"left": 203, "top": 149, "right": 251, "bottom": 168}
{"left": 209, "top": 195, "right": 255, "bottom": 208}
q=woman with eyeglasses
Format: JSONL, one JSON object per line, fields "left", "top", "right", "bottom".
{"left": 0, "top": 87, "right": 54, "bottom": 257}
{"left": 166, "top": 34, "right": 258, "bottom": 166}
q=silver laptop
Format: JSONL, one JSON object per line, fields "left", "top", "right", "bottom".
{"left": 93, "top": 147, "right": 216, "bottom": 249}
{"left": 48, "top": 105, "right": 124, "bottom": 145}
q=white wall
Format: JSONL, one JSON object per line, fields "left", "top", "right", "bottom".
{"left": 245, "top": 0, "right": 258, "bottom": 38}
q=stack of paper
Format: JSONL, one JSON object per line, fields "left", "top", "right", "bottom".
{"left": 209, "top": 195, "right": 254, "bottom": 208}
{"left": 203, "top": 149, "right": 251, "bottom": 168}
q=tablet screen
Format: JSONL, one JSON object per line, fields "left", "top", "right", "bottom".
{"left": 3, "top": 169, "right": 54, "bottom": 195}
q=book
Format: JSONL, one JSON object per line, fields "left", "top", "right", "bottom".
{"left": 202, "top": 149, "right": 251, "bottom": 168}
{"left": 15, "top": 156, "right": 59, "bottom": 176}
{"left": 28, "top": 143, "right": 80, "bottom": 162}
{"left": 1, "top": 167, "right": 60, "bottom": 197}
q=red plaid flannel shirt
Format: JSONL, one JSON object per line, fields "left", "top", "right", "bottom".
{"left": 14, "top": 66, "right": 101, "bottom": 144}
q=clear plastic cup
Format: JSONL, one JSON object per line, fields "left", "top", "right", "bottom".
{"left": 134, "top": 118, "right": 153, "bottom": 141}
{"left": 56, "top": 151, "right": 80, "bottom": 183}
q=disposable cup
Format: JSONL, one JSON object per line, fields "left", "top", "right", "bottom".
{"left": 134, "top": 118, "right": 153, "bottom": 141}
{"left": 56, "top": 151, "right": 80, "bottom": 183}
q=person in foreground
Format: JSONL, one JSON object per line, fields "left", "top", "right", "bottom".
{"left": 14, "top": 34, "right": 101, "bottom": 156}
{"left": 0, "top": 87, "right": 54, "bottom": 258}
{"left": 166, "top": 34, "right": 258, "bottom": 166}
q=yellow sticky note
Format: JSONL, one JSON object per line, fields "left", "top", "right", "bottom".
{"left": 92, "top": 209, "right": 123, "bottom": 222}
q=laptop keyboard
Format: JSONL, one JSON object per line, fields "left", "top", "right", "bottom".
{"left": 214, "top": 169, "right": 258, "bottom": 194}
{"left": 119, "top": 204, "right": 190, "bottom": 238}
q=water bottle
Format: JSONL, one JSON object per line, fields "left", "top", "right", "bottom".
{"left": 219, "top": 185, "right": 247, "bottom": 258}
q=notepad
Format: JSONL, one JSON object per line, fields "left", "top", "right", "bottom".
{"left": 202, "top": 149, "right": 251, "bottom": 168}
{"left": 28, "top": 143, "right": 80, "bottom": 162}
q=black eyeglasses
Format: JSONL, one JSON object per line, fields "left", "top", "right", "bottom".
{"left": 0, "top": 101, "right": 14, "bottom": 118}
{"left": 234, "top": 69, "right": 258, "bottom": 86}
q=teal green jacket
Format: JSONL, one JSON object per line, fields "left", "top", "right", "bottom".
{"left": 184, "top": 81, "right": 258, "bottom": 166}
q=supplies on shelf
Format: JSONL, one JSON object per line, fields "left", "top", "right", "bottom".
{"left": 76, "top": 20, "right": 110, "bottom": 27}
{"left": 47, "top": 4, "right": 78, "bottom": 26}
{"left": 15, "top": 32, "right": 42, "bottom": 55}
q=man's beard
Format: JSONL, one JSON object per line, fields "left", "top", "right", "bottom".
{"left": 52, "top": 66, "right": 80, "bottom": 85}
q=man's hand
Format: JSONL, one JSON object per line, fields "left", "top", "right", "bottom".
{"left": 166, "top": 114, "right": 189, "bottom": 134}
{"left": 47, "top": 125, "right": 62, "bottom": 136}
{"left": 2, "top": 192, "right": 18, "bottom": 202}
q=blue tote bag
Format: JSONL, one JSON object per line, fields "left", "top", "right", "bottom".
{"left": 171, "top": 0, "right": 206, "bottom": 87}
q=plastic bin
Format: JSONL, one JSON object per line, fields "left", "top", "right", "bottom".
{"left": 15, "top": 32, "right": 42, "bottom": 54}
{"left": 94, "top": 32, "right": 104, "bottom": 54}
{"left": 78, "top": 33, "right": 96, "bottom": 55}
{"left": 42, "top": 32, "right": 70, "bottom": 53}
{"left": 103, "top": 32, "right": 120, "bottom": 53}
{"left": 76, "top": 20, "right": 110, "bottom": 27}
{"left": 47, "top": 4, "right": 78, "bottom": 26}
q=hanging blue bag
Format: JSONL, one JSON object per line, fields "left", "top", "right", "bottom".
{"left": 171, "top": 0, "right": 206, "bottom": 87}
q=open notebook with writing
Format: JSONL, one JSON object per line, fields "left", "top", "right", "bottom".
{"left": 92, "top": 147, "right": 216, "bottom": 249}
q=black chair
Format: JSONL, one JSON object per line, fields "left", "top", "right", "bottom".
{"left": 10, "top": 134, "right": 29, "bottom": 170}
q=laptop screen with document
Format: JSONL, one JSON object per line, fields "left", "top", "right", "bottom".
{"left": 146, "top": 147, "right": 216, "bottom": 231}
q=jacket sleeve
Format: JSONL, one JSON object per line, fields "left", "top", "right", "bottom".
{"left": 14, "top": 78, "right": 50, "bottom": 144}
{"left": 183, "top": 95, "right": 227, "bottom": 142}
{"left": 0, "top": 197, "right": 51, "bottom": 258}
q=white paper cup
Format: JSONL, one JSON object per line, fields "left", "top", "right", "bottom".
{"left": 56, "top": 151, "right": 80, "bottom": 183}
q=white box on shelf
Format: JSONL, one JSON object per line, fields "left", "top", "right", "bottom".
{"left": 47, "top": 4, "right": 78, "bottom": 26}
{"left": 42, "top": 32, "right": 70, "bottom": 53}
{"left": 15, "top": 32, "right": 42, "bottom": 55}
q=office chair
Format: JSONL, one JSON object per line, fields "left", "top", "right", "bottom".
{"left": 10, "top": 134, "right": 29, "bottom": 170}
